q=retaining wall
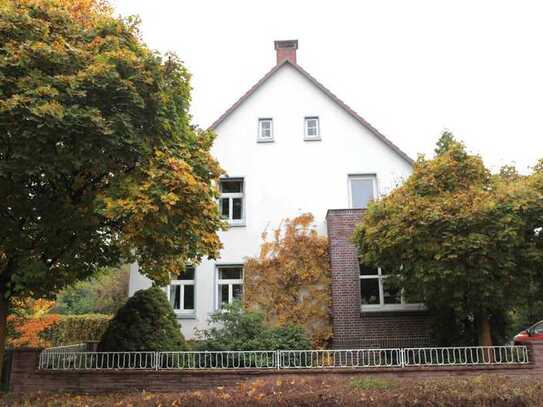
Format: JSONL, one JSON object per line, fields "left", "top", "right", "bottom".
{"left": 8, "top": 343, "right": 543, "bottom": 394}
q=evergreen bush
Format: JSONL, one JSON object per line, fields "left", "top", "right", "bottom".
{"left": 98, "top": 287, "right": 187, "bottom": 351}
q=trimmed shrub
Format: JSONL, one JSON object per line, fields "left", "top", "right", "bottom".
{"left": 42, "top": 314, "right": 111, "bottom": 346}
{"left": 98, "top": 287, "right": 187, "bottom": 351}
{"left": 197, "top": 301, "right": 311, "bottom": 351}
{"left": 8, "top": 313, "right": 110, "bottom": 348}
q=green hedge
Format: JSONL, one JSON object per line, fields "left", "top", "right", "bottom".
{"left": 42, "top": 314, "right": 111, "bottom": 346}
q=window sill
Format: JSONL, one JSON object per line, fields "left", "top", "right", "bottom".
{"left": 227, "top": 221, "right": 246, "bottom": 228}
{"left": 257, "top": 138, "right": 274, "bottom": 143}
{"left": 360, "top": 304, "right": 427, "bottom": 313}
{"left": 175, "top": 312, "right": 196, "bottom": 320}
{"left": 304, "top": 136, "right": 321, "bottom": 141}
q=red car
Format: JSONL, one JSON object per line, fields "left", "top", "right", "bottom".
{"left": 514, "top": 320, "right": 543, "bottom": 345}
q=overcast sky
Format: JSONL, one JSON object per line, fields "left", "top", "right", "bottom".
{"left": 110, "top": 0, "right": 542, "bottom": 173}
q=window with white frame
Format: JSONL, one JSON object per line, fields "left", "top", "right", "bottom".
{"left": 219, "top": 178, "right": 244, "bottom": 225}
{"left": 258, "top": 118, "right": 273, "bottom": 142}
{"left": 349, "top": 175, "right": 377, "bottom": 209}
{"left": 216, "top": 265, "right": 243, "bottom": 308}
{"left": 168, "top": 265, "right": 195, "bottom": 314}
{"left": 359, "top": 264, "right": 423, "bottom": 311}
{"left": 304, "top": 116, "right": 320, "bottom": 140}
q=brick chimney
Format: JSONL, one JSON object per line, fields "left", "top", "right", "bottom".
{"left": 274, "top": 40, "right": 298, "bottom": 64}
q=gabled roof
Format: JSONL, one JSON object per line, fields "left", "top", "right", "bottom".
{"left": 209, "top": 59, "right": 414, "bottom": 165}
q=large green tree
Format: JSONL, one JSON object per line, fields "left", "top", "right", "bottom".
{"left": 353, "top": 133, "right": 543, "bottom": 346}
{"left": 0, "top": 0, "right": 224, "bottom": 374}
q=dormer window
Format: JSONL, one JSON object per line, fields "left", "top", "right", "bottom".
{"left": 258, "top": 118, "right": 273, "bottom": 142}
{"left": 304, "top": 116, "right": 320, "bottom": 140}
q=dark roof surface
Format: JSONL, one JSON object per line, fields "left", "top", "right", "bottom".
{"left": 209, "top": 60, "right": 413, "bottom": 165}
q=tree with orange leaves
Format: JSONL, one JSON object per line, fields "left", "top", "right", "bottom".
{"left": 244, "top": 213, "right": 332, "bottom": 347}
{"left": 8, "top": 298, "right": 59, "bottom": 348}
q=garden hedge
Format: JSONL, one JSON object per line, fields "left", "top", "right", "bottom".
{"left": 42, "top": 314, "right": 111, "bottom": 346}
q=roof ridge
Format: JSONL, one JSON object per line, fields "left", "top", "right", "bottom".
{"left": 209, "top": 60, "right": 289, "bottom": 130}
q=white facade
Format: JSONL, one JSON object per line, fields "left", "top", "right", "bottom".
{"left": 129, "top": 42, "right": 413, "bottom": 339}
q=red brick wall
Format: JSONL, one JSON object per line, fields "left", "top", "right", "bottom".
{"left": 326, "top": 209, "right": 432, "bottom": 348}
{"left": 9, "top": 345, "right": 543, "bottom": 394}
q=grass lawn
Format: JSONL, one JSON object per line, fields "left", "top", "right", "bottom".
{"left": 1, "top": 375, "right": 542, "bottom": 406}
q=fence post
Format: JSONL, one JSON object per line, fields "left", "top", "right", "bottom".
{"left": 276, "top": 350, "right": 281, "bottom": 370}
{"left": 155, "top": 352, "right": 159, "bottom": 371}
{"left": 400, "top": 348, "right": 406, "bottom": 368}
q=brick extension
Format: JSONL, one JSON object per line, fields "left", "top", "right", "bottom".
{"left": 8, "top": 344, "right": 543, "bottom": 394}
{"left": 326, "top": 209, "right": 432, "bottom": 349}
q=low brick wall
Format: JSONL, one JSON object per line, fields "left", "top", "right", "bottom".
{"left": 9, "top": 343, "right": 543, "bottom": 394}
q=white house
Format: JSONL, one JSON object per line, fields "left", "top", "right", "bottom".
{"left": 129, "top": 40, "right": 430, "bottom": 347}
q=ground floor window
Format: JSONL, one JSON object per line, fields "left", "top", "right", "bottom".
{"left": 359, "top": 264, "right": 424, "bottom": 311}
{"left": 168, "top": 265, "right": 195, "bottom": 314}
{"left": 216, "top": 265, "right": 243, "bottom": 308}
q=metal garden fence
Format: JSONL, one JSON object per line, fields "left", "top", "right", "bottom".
{"left": 38, "top": 345, "right": 530, "bottom": 370}
{"left": 279, "top": 348, "right": 403, "bottom": 369}
{"left": 39, "top": 351, "right": 158, "bottom": 370}
{"left": 159, "top": 350, "right": 277, "bottom": 369}
{"left": 403, "top": 346, "right": 530, "bottom": 366}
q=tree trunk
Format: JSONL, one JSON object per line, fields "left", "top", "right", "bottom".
{"left": 478, "top": 317, "right": 493, "bottom": 347}
{"left": 478, "top": 316, "right": 494, "bottom": 363}
{"left": 0, "top": 295, "right": 8, "bottom": 384}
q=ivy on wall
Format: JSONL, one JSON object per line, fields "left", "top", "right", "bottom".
{"left": 244, "top": 213, "right": 332, "bottom": 347}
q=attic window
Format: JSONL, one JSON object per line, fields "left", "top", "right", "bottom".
{"left": 258, "top": 118, "right": 273, "bottom": 142}
{"left": 304, "top": 117, "right": 320, "bottom": 140}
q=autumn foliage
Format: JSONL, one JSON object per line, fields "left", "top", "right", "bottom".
{"left": 7, "top": 298, "right": 58, "bottom": 348}
{"left": 0, "top": 0, "right": 225, "bottom": 378}
{"left": 15, "top": 0, "right": 113, "bottom": 25}
{"left": 7, "top": 297, "right": 111, "bottom": 348}
{"left": 244, "top": 213, "right": 332, "bottom": 347}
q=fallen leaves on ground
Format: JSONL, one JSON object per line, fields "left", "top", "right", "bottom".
{"left": 1, "top": 374, "right": 542, "bottom": 406}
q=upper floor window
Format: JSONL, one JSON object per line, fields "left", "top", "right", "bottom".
{"left": 219, "top": 178, "right": 244, "bottom": 225}
{"left": 217, "top": 265, "right": 243, "bottom": 308}
{"left": 304, "top": 116, "right": 320, "bottom": 140}
{"left": 349, "top": 175, "right": 377, "bottom": 209}
{"left": 168, "top": 265, "right": 195, "bottom": 315}
{"left": 359, "top": 264, "right": 424, "bottom": 312}
{"left": 258, "top": 118, "right": 273, "bottom": 142}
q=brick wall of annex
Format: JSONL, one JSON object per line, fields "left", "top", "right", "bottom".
{"left": 326, "top": 209, "right": 432, "bottom": 349}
